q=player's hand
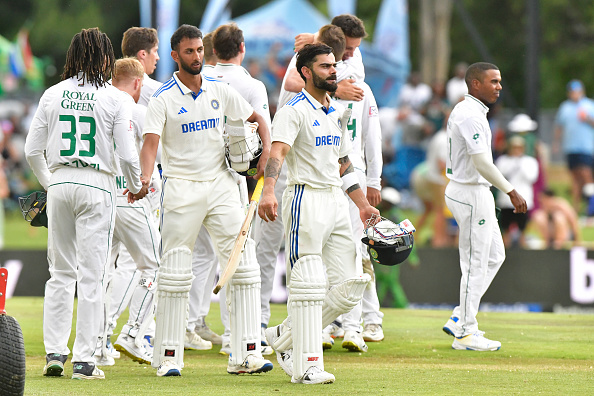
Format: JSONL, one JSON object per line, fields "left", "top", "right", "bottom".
{"left": 124, "top": 176, "right": 150, "bottom": 203}
{"left": 294, "top": 33, "right": 314, "bottom": 52}
{"left": 367, "top": 187, "right": 381, "bottom": 207}
{"left": 258, "top": 188, "right": 278, "bottom": 222}
{"left": 335, "top": 79, "right": 364, "bottom": 101}
{"left": 359, "top": 204, "right": 380, "bottom": 226}
{"left": 254, "top": 146, "right": 270, "bottom": 180}
{"left": 508, "top": 189, "right": 527, "bottom": 213}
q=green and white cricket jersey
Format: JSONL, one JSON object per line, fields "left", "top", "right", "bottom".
{"left": 25, "top": 74, "right": 141, "bottom": 193}
{"left": 139, "top": 73, "right": 163, "bottom": 107}
{"left": 446, "top": 94, "right": 492, "bottom": 186}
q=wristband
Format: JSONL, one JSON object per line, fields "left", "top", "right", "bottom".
{"left": 341, "top": 172, "right": 359, "bottom": 193}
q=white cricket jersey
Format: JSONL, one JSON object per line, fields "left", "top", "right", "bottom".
{"left": 335, "top": 81, "right": 382, "bottom": 190}
{"left": 139, "top": 74, "right": 163, "bottom": 107}
{"left": 272, "top": 88, "right": 351, "bottom": 189}
{"left": 143, "top": 72, "right": 253, "bottom": 182}
{"left": 209, "top": 63, "right": 272, "bottom": 128}
{"left": 115, "top": 92, "right": 147, "bottom": 195}
{"left": 446, "top": 94, "right": 492, "bottom": 186}
{"left": 25, "top": 75, "right": 141, "bottom": 191}
{"left": 338, "top": 47, "right": 365, "bottom": 82}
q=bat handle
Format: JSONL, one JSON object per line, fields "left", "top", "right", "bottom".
{"left": 213, "top": 284, "right": 222, "bottom": 295}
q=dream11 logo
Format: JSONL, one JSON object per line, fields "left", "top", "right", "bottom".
{"left": 570, "top": 247, "right": 594, "bottom": 304}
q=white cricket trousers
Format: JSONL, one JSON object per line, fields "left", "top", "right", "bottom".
{"left": 45, "top": 167, "right": 116, "bottom": 363}
{"left": 444, "top": 181, "right": 505, "bottom": 336}
{"left": 282, "top": 185, "right": 357, "bottom": 287}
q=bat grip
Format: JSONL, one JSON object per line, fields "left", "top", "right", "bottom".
{"left": 251, "top": 176, "right": 265, "bottom": 203}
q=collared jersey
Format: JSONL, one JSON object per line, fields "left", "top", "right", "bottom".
{"left": 335, "top": 81, "right": 382, "bottom": 189}
{"left": 139, "top": 74, "right": 163, "bottom": 107}
{"left": 26, "top": 76, "right": 139, "bottom": 179}
{"left": 272, "top": 88, "right": 351, "bottom": 189}
{"left": 209, "top": 63, "right": 271, "bottom": 128}
{"left": 143, "top": 72, "right": 253, "bottom": 181}
{"left": 446, "top": 94, "right": 492, "bottom": 185}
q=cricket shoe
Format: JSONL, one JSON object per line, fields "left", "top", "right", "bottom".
{"left": 261, "top": 327, "right": 274, "bottom": 356}
{"left": 323, "top": 320, "right": 344, "bottom": 338}
{"left": 291, "top": 366, "right": 335, "bottom": 385}
{"left": 264, "top": 325, "right": 293, "bottom": 377}
{"left": 156, "top": 359, "right": 181, "bottom": 377}
{"left": 442, "top": 316, "right": 461, "bottom": 337}
{"left": 219, "top": 342, "right": 231, "bottom": 356}
{"left": 195, "top": 322, "right": 222, "bottom": 345}
{"left": 452, "top": 332, "right": 501, "bottom": 351}
{"left": 227, "top": 354, "right": 273, "bottom": 375}
{"left": 363, "top": 323, "right": 384, "bottom": 342}
{"left": 322, "top": 331, "right": 334, "bottom": 350}
{"left": 71, "top": 362, "right": 105, "bottom": 380}
{"left": 43, "top": 353, "right": 68, "bottom": 377}
{"left": 114, "top": 333, "right": 152, "bottom": 364}
{"left": 342, "top": 330, "right": 368, "bottom": 352}
{"left": 184, "top": 330, "right": 212, "bottom": 350}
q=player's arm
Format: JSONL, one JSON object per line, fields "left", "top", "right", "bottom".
{"left": 362, "top": 91, "right": 383, "bottom": 206}
{"left": 471, "top": 152, "right": 527, "bottom": 213}
{"left": 335, "top": 79, "right": 364, "bottom": 102}
{"left": 339, "top": 155, "right": 380, "bottom": 224}
{"left": 284, "top": 68, "right": 305, "bottom": 93}
{"left": 258, "top": 141, "right": 290, "bottom": 222}
{"left": 24, "top": 102, "right": 51, "bottom": 190}
{"left": 113, "top": 105, "right": 145, "bottom": 201}
{"left": 247, "top": 111, "right": 271, "bottom": 179}
{"left": 294, "top": 32, "right": 315, "bottom": 52}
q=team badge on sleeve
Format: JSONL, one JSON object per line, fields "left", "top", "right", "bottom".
{"left": 211, "top": 99, "right": 220, "bottom": 110}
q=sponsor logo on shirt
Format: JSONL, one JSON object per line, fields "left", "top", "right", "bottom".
{"left": 369, "top": 106, "right": 378, "bottom": 117}
{"left": 315, "top": 134, "right": 341, "bottom": 147}
{"left": 181, "top": 117, "right": 220, "bottom": 133}
{"left": 178, "top": 107, "right": 188, "bottom": 114}
{"left": 312, "top": 120, "right": 320, "bottom": 126}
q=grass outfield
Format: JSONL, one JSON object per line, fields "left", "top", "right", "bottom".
{"left": 5, "top": 298, "right": 594, "bottom": 395}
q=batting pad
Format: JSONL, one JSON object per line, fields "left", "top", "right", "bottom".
{"left": 227, "top": 238, "right": 262, "bottom": 365}
{"left": 126, "top": 277, "right": 157, "bottom": 347}
{"left": 321, "top": 274, "right": 371, "bottom": 329}
{"left": 289, "top": 255, "right": 326, "bottom": 380}
{"left": 152, "top": 247, "right": 193, "bottom": 369}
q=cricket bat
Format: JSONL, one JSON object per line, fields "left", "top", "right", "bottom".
{"left": 213, "top": 177, "right": 265, "bottom": 294}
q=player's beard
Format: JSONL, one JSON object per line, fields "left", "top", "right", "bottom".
{"left": 179, "top": 57, "right": 202, "bottom": 75}
{"left": 312, "top": 70, "right": 337, "bottom": 93}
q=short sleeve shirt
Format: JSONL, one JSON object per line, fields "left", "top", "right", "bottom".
{"left": 554, "top": 97, "right": 594, "bottom": 155}
{"left": 272, "top": 88, "right": 351, "bottom": 189}
{"left": 446, "top": 94, "right": 492, "bottom": 185}
{"left": 143, "top": 72, "right": 253, "bottom": 181}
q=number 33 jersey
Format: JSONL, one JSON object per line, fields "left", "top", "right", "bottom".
{"left": 27, "top": 75, "right": 139, "bottom": 184}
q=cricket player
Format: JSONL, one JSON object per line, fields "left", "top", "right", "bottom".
{"left": 103, "top": 27, "right": 165, "bottom": 357}
{"left": 137, "top": 24, "right": 272, "bottom": 377}
{"left": 105, "top": 58, "right": 160, "bottom": 365}
{"left": 25, "top": 28, "right": 146, "bottom": 380}
{"left": 442, "top": 62, "right": 527, "bottom": 351}
{"left": 259, "top": 43, "right": 377, "bottom": 384}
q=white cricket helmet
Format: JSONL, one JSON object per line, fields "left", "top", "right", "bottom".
{"left": 224, "top": 121, "right": 262, "bottom": 177}
{"left": 361, "top": 215, "right": 415, "bottom": 266}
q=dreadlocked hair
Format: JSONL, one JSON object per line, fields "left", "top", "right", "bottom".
{"left": 62, "top": 28, "right": 115, "bottom": 88}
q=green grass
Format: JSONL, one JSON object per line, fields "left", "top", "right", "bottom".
{"left": 4, "top": 210, "right": 48, "bottom": 249}
{"left": 5, "top": 298, "right": 594, "bottom": 395}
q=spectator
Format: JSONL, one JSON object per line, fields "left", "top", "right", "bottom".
{"left": 398, "top": 71, "right": 432, "bottom": 112}
{"left": 446, "top": 62, "right": 468, "bottom": 106}
{"left": 553, "top": 79, "right": 594, "bottom": 214}
{"left": 421, "top": 80, "right": 450, "bottom": 134}
{"left": 531, "top": 189, "right": 581, "bottom": 249}
{"left": 495, "top": 135, "right": 539, "bottom": 247}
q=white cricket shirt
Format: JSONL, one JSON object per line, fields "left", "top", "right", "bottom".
{"left": 25, "top": 75, "right": 141, "bottom": 191}
{"left": 210, "top": 63, "right": 271, "bottom": 128}
{"left": 446, "top": 94, "right": 492, "bottom": 186}
{"left": 335, "top": 81, "right": 382, "bottom": 190}
{"left": 143, "top": 72, "right": 253, "bottom": 181}
{"left": 139, "top": 74, "right": 163, "bottom": 107}
{"left": 272, "top": 88, "right": 351, "bottom": 189}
